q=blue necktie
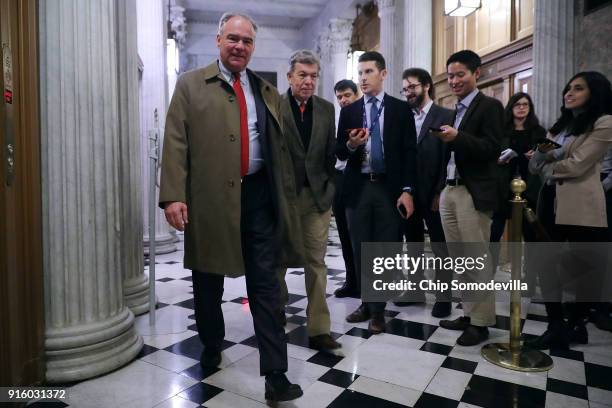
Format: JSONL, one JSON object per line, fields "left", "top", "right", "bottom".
{"left": 369, "top": 99, "right": 385, "bottom": 173}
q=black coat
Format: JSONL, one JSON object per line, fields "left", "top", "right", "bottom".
{"left": 336, "top": 94, "right": 417, "bottom": 206}
{"left": 415, "top": 103, "right": 454, "bottom": 208}
{"left": 442, "top": 92, "right": 504, "bottom": 212}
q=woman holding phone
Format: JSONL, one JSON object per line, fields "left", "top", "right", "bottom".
{"left": 490, "top": 93, "right": 546, "bottom": 247}
{"left": 528, "top": 71, "right": 612, "bottom": 350}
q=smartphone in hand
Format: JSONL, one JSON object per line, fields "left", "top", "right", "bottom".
{"left": 429, "top": 126, "right": 443, "bottom": 133}
{"left": 535, "top": 137, "right": 562, "bottom": 149}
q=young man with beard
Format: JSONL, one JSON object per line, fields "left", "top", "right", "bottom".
{"left": 396, "top": 68, "right": 454, "bottom": 318}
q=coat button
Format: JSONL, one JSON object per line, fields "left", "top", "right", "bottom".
{"left": 229, "top": 134, "right": 236, "bottom": 142}
{"left": 228, "top": 95, "right": 235, "bottom": 102}
{"left": 228, "top": 180, "right": 235, "bottom": 187}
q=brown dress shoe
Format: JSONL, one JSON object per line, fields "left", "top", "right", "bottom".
{"left": 308, "top": 334, "right": 341, "bottom": 351}
{"left": 368, "top": 315, "right": 386, "bottom": 334}
{"left": 346, "top": 304, "right": 371, "bottom": 323}
{"left": 439, "top": 316, "right": 471, "bottom": 331}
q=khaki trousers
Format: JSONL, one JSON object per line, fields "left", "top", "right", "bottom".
{"left": 278, "top": 187, "right": 332, "bottom": 336}
{"left": 439, "top": 185, "right": 496, "bottom": 327}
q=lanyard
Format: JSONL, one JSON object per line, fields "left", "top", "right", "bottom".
{"left": 362, "top": 98, "right": 385, "bottom": 132}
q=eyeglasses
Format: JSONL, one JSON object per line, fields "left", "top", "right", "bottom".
{"left": 400, "top": 83, "right": 422, "bottom": 96}
{"left": 513, "top": 102, "right": 529, "bottom": 108}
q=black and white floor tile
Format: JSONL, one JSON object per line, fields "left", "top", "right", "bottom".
{"left": 47, "top": 222, "right": 612, "bottom": 407}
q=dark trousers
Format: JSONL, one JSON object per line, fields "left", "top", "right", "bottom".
{"left": 538, "top": 184, "right": 608, "bottom": 325}
{"left": 191, "top": 169, "right": 287, "bottom": 375}
{"left": 403, "top": 200, "right": 451, "bottom": 301}
{"left": 333, "top": 169, "right": 357, "bottom": 290}
{"left": 346, "top": 179, "right": 402, "bottom": 315}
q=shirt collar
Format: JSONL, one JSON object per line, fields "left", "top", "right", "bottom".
{"left": 217, "top": 60, "right": 247, "bottom": 84}
{"left": 366, "top": 92, "right": 385, "bottom": 105}
{"left": 414, "top": 99, "right": 434, "bottom": 116}
{"left": 457, "top": 88, "right": 479, "bottom": 110}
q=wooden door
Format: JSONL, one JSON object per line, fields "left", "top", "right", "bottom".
{"left": 0, "top": 0, "right": 44, "bottom": 386}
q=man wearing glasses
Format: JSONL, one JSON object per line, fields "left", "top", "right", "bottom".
{"left": 396, "top": 68, "right": 454, "bottom": 318}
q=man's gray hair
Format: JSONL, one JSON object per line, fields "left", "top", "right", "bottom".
{"left": 217, "top": 12, "right": 258, "bottom": 36}
{"left": 288, "top": 49, "right": 320, "bottom": 73}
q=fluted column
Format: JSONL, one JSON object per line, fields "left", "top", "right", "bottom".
{"left": 137, "top": 0, "right": 177, "bottom": 256}
{"left": 39, "top": 0, "right": 143, "bottom": 383}
{"left": 316, "top": 29, "right": 333, "bottom": 101}
{"left": 378, "top": 0, "right": 402, "bottom": 97}
{"left": 533, "top": 0, "right": 574, "bottom": 128}
{"left": 403, "top": 0, "right": 433, "bottom": 72}
{"left": 329, "top": 18, "right": 353, "bottom": 114}
{"left": 117, "top": 0, "right": 149, "bottom": 315}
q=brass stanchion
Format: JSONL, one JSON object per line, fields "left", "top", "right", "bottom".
{"left": 481, "top": 177, "right": 553, "bottom": 372}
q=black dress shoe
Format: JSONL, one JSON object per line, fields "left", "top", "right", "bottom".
{"left": 457, "top": 325, "right": 489, "bottom": 346}
{"left": 525, "top": 323, "right": 569, "bottom": 350}
{"left": 264, "top": 372, "right": 303, "bottom": 401}
{"left": 368, "top": 315, "right": 386, "bottom": 334}
{"left": 568, "top": 324, "right": 588, "bottom": 344}
{"left": 200, "top": 348, "right": 222, "bottom": 368}
{"left": 440, "top": 316, "right": 471, "bottom": 331}
{"left": 592, "top": 313, "right": 612, "bottom": 332}
{"left": 334, "top": 284, "right": 360, "bottom": 298}
{"left": 309, "top": 334, "right": 341, "bottom": 351}
{"left": 346, "top": 304, "right": 371, "bottom": 323}
{"left": 432, "top": 302, "right": 452, "bottom": 318}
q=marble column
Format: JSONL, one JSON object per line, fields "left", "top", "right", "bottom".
{"left": 316, "top": 29, "right": 333, "bottom": 102}
{"left": 329, "top": 18, "right": 353, "bottom": 115}
{"left": 117, "top": 0, "right": 149, "bottom": 315}
{"left": 39, "top": 0, "right": 143, "bottom": 383}
{"left": 403, "top": 0, "right": 433, "bottom": 73}
{"left": 533, "top": 0, "right": 574, "bottom": 128}
{"left": 137, "top": 0, "right": 177, "bottom": 255}
{"left": 378, "top": 0, "right": 404, "bottom": 98}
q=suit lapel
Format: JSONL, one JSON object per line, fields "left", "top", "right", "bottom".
{"left": 419, "top": 106, "right": 436, "bottom": 144}
{"left": 382, "top": 94, "right": 391, "bottom": 154}
{"left": 281, "top": 93, "right": 305, "bottom": 155}
{"left": 458, "top": 92, "right": 483, "bottom": 131}
{"left": 308, "top": 96, "right": 324, "bottom": 158}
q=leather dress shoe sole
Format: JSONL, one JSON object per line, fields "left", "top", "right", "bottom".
{"left": 457, "top": 325, "right": 489, "bottom": 346}
{"left": 440, "top": 316, "right": 471, "bottom": 331}
{"left": 265, "top": 382, "right": 304, "bottom": 401}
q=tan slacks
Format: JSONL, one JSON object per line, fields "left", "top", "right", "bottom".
{"left": 439, "top": 185, "right": 496, "bottom": 327}
{"left": 278, "top": 187, "right": 332, "bottom": 336}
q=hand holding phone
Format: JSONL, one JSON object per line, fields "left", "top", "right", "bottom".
{"left": 347, "top": 128, "right": 368, "bottom": 148}
{"left": 535, "top": 137, "right": 562, "bottom": 150}
{"left": 429, "top": 126, "right": 443, "bottom": 133}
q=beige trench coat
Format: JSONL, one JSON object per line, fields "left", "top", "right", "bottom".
{"left": 159, "top": 61, "right": 304, "bottom": 276}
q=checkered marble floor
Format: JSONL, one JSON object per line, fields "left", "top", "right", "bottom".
{"left": 41, "top": 221, "right": 612, "bottom": 408}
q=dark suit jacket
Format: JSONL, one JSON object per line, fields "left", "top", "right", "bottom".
{"left": 281, "top": 92, "right": 336, "bottom": 211}
{"left": 442, "top": 91, "right": 504, "bottom": 212}
{"left": 416, "top": 103, "right": 454, "bottom": 208}
{"left": 336, "top": 94, "right": 417, "bottom": 206}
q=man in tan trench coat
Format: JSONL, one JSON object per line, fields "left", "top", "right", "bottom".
{"left": 159, "top": 12, "right": 304, "bottom": 402}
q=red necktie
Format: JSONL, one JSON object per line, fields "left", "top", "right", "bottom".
{"left": 299, "top": 102, "right": 306, "bottom": 121}
{"left": 233, "top": 72, "right": 249, "bottom": 176}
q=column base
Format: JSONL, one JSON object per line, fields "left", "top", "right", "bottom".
{"left": 124, "top": 274, "right": 152, "bottom": 316}
{"left": 143, "top": 233, "right": 177, "bottom": 255}
{"left": 45, "top": 308, "right": 143, "bottom": 383}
